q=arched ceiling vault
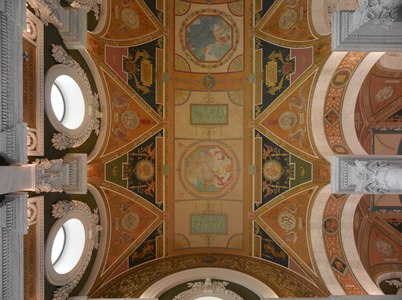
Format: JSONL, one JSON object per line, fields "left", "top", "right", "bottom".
{"left": 78, "top": 0, "right": 401, "bottom": 297}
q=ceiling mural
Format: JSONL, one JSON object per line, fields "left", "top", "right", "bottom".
{"left": 84, "top": 0, "right": 353, "bottom": 296}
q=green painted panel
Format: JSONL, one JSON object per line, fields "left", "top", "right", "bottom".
{"left": 290, "top": 154, "right": 312, "bottom": 188}
{"left": 190, "top": 104, "right": 228, "bottom": 125}
{"left": 105, "top": 153, "right": 128, "bottom": 188}
{"left": 191, "top": 215, "right": 227, "bottom": 234}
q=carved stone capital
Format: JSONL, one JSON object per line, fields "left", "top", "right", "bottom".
{"left": 331, "top": 155, "right": 402, "bottom": 194}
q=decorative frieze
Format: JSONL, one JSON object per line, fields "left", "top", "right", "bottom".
{"left": 23, "top": 10, "right": 45, "bottom": 156}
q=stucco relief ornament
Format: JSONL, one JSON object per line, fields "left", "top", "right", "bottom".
{"left": 51, "top": 44, "right": 102, "bottom": 150}
{"left": 173, "top": 278, "right": 243, "bottom": 300}
{"left": 33, "top": 158, "right": 64, "bottom": 193}
{"left": 355, "top": 160, "right": 391, "bottom": 193}
{"left": 51, "top": 200, "right": 102, "bottom": 300}
{"left": 355, "top": 0, "right": 402, "bottom": 28}
{"left": 26, "top": 0, "right": 63, "bottom": 26}
{"left": 65, "top": 0, "right": 103, "bottom": 20}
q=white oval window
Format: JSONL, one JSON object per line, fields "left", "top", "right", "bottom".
{"left": 45, "top": 64, "right": 92, "bottom": 139}
{"left": 51, "top": 75, "right": 85, "bottom": 129}
{"left": 46, "top": 210, "right": 91, "bottom": 286}
{"left": 51, "top": 218, "right": 86, "bottom": 274}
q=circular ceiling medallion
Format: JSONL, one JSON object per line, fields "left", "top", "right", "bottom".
{"left": 330, "top": 69, "right": 351, "bottom": 88}
{"left": 135, "top": 160, "right": 155, "bottom": 181}
{"left": 279, "top": 111, "right": 297, "bottom": 130}
{"left": 323, "top": 217, "right": 339, "bottom": 234}
{"left": 278, "top": 211, "right": 297, "bottom": 231}
{"left": 179, "top": 140, "right": 239, "bottom": 199}
{"left": 121, "top": 212, "right": 140, "bottom": 231}
{"left": 374, "top": 238, "right": 394, "bottom": 257}
{"left": 121, "top": 111, "right": 140, "bottom": 129}
{"left": 375, "top": 85, "right": 394, "bottom": 102}
{"left": 262, "top": 160, "right": 283, "bottom": 181}
{"left": 121, "top": 8, "right": 140, "bottom": 29}
{"left": 180, "top": 9, "right": 239, "bottom": 69}
{"left": 279, "top": 9, "right": 298, "bottom": 31}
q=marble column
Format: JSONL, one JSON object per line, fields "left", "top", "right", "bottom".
{"left": 0, "top": 165, "right": 35, "bottom": 194}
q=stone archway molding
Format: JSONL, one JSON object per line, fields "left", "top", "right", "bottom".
{"left": 310, "top": 184, "right": 346, "bottom": 295}
{"left": 89, "top": 253, "right": 327, "bottom": 298}
{"left": 140, "top": 267, "right": 278, "bottom": 299}
{"left": 311, "top": 52, "right": 347, "bottom": 161}
{"left": 341, "top": 52, "right": 384, "bottom": 156}
{"left": 340, "top": 194, "right": 383, "bottom": 295}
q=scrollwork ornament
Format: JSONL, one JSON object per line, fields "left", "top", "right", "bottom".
{"left": 50, "top": 44, "right": 102, "bottom": 150}
{"left": 51, "top": 200, "right": 101, "bottom": 300}
{"left": 356, "top": 0, "right": 402, "bottom": 29}
{"left": 26, "top": 0, "right": 62, "bottom": 27}
{"left": 66, "top": 0, "right": 103, "bottom": 20}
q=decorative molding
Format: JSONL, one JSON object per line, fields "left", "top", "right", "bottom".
{"left": 173, "top": 278, "right": 243, "bottom": 300}
{"left": 24, "top": 10, "right": 45, "bottom": 156}
{"left": 27, "top": 196, "right": 45, "bottom": 300}
{"left": 50, "top": 44, "right": 102, "bottom": 150}
{"left": 66, "top": 0, "right": 103, "bottom": 20}
{"left": 49, "top": 200, "right": 101, "bottom": 300}
{"left": 1, "top": 193, "right": 28, "bottom": 300}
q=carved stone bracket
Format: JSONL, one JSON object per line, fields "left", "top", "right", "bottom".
{"left": 173, "top": 278, "right": 243, "bottom": 300}
{"left": 50, "top": 44, "right": 102, "bottom": 150}
{"left": 50, "top": 200, "right": 101, "bottom": 300}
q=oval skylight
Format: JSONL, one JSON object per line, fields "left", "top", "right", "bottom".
{"left": 52, "top": 218, "right": 86, "bottom": 274}
{"left": 51, "top": 226, "right": 65, "bottom": 264}
{"left": 52, "top": 75, "right": 85, "bottom": 130}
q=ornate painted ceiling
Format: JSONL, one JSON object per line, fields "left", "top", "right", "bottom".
{"left": 59, "top": 0, "right": 401, "bottom": 298}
